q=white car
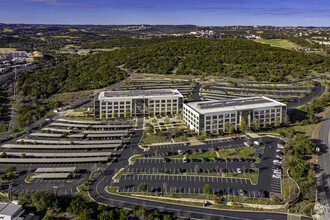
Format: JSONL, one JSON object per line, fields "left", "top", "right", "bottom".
{"left": 273, "top": 160, "right": 282, "bottom": 165}
{"left": 237, "top": 168, "right": 242, "bottom": 173}
{"left": 272, "top": 174, "right": 281, "bottom": 179}
{"left": 273, "top": 169, "right": 282, "bottom": 174}
{"left": 253, "top": 141, "right": 261, "bottom": 146}
{"left": 275, "top": 155, "right": 283, "bottom": 160}
{"left": 183, "top": 156, "right": 187, "bottom": 163}
{"left": 277, "top": 144, "right": 285, "bottom": 149}
{"left": 276, "top": 149, "right": 282, "bottom": 153}
{"left": 244, "top": 142, "right": 251, "bottom": 147}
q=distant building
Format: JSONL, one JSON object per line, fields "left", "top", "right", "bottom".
{"left": 95, "top": 89, "right": 184, "bottom": 118}
{"left": 183, "top": 96, "right": 286, "bottom": 134}
{"left": 0, "top": 52, "right": 27, "bottom": 60}
{"left": 0, "top": 202, "right": 24, "bottom": 220}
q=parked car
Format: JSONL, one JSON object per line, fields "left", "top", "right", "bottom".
{"left": 237, "top": 168, "right": 242, "bottom": 173}
{"left": 273, "top": 160, "right": 282, "bottom": 164}
{"left": 238, "top": 189, "right": 246, "bottom": 196}
{"left": 183, "top": 156, "right": 187, "bottom": 163}
{"left": 272, "top": 173, "right": 281, "bottom": 179}
{"left": 244, "top": 142, "right": 250, "bottom": 147}
{"left": 253, "top": 141, "right": 261, "bottom": 146}
{"left": 178, "top": 150, "right": 183, "bottom": 155}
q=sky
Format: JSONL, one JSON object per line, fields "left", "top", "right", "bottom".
{"left": 0, "top": 0, "right": 329, "bottom": 26}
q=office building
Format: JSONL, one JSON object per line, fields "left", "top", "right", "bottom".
{"left": 183, "top": 96, "right": 286, "bottom": 134}
{"left": 95, "top": 89, "right": 183, "bottom": 118}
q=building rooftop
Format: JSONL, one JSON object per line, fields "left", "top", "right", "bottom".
{"left": 186, "top": 96, "right": 285, "bottom": 114}
{"left": 0, "top": 203, "right": 22, "bottom": 216}
{"left": 96, "top": 89, "right": 183, "bottom": 100}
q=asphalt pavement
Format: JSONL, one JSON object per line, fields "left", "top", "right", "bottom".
{"left": 317, "top": 112, "right": 330, "bottom": 216}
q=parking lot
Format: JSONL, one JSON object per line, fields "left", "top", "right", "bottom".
{"left": 117, "top": 136, "right": 282, "bottom": 198}
{"left": 117, "top": 174, "right": 267, "bottom": 198}
{"left": 147, "top": 141, "right": 249, "bottom": 157}
{"left": 128, "top": 158, "right": 253, "bottom": 174}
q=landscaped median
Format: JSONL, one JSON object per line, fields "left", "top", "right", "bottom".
{"left": 128, "top": 154, "right": 144, "bottom": 163}
{"left": 112, "top": 168, "right": 125, "bottom": 180}
{"left": 166, "top": 146, "right": 262, "bottom": 163}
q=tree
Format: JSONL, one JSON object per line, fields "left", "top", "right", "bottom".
{"left": 225, "top": 122, "right": 234, "bottom": 134}
{"left": 21, "top": 153, "right": 26, "bottom": 158}
{"left": 131, "top": 205, "right": 139, "bottom": 216}
{"left": 154, "top": 149, "right": 160, "bottom": 156}
{"left": 5, "top": 165, "right": 16, "bottom": 173}
{"left": 146, "top": 124, "right": 154, "bottom": 133}
{"left": 203, "top": 184, "right": 212, "bottom": 195}
{"left": 0, "top": 152, "right": 7, "bottom": 158}
{"left": 253, "top": 118, "right": 260, "bottom": 131}
{"left": 274, "top": 117, "right": 281, "bottom": 127}
{"left": 239, "top": 119, "right": 247, "bottom": 132}
{"left": 139, "top": 183, "right": 147, "bottom": 192}
{"left": 113, "top": 110, "right": 118, "bottom": 118}
{"left": 125, "top": 108, "right": 131, "bottom": 118}
{"left": 289, "top": 133, "right": 315, "bottom": 155}
{"left": 149, "top": 108, "right": 154, "bottom": 117}
{"left": 288, "top": 157, "right": 308, "bottom": 179}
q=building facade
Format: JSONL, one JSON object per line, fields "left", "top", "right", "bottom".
{"left": 95, "top": 89, "right": 183, "bottom": 118}
{"left": 183, "top": 97, "right": 286, "bottom": 134}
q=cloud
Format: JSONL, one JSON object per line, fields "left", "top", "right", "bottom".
{"left": 27, "top": 0, "right": 153, "bottom": 9}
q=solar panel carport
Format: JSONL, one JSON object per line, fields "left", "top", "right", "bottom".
{"left": 86, "top": 133, "right": 125, "bottom": 138}
{"left": 0, "top": 157, "right": 109, "bottom": 163}
{"left": 35, "top": 167, "right": 76, "bottom": 173}
{"left": 6, "top": 151, "right": 112, "bottom": 157}
{"left": 29, "top": 133, "right": 63, "bottom": 138}
{"left": 1, "top": 144, "right": 120, "bottom": 149}
{"left": 32, "top": 173, "right": 71, "bottom": 179}
{"left": 82, "top": 129, "right": 129, "bottom": 134}
{"left": 16, "top": 139, "right": 122, "bottom": 144}
{"left": 41, "top": 127, "right": 73, "bottom": 133}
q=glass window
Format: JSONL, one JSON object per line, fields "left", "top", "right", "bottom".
{"left": 206, "top": 116, "right": 211, "bottom": 120}
{"left": 213, "top": 115, "right": 217, "bottom": 119}
{"left": 231, "top": 113, "right": 235, "bottom": 117}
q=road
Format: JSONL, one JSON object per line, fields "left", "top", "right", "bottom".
{"left": 88, "top": 118, "right": 311, "bottom": 219}
{"left": 317, "top": 112, "right": 330, "bottom": 217}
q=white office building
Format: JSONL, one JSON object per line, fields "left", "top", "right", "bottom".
{"left": 95, "top": 89, "right": 183, "bottom": 118}
{"left": 183, "top": 96, "right": 286, "bottom": 134}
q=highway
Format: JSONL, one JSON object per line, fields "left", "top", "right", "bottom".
{"left": 317, "top": 111, "right": 330, "bottom": 217}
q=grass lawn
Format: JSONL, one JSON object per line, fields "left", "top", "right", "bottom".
{"left": 167, "top": 147, "right": 260, "bottom": 162}
{"left": 113, "top": 168, "right": 125, "bottom": 180}
{"left": 129, "top": 154, "right": 144, "bottom": 163}
{"left": 141, "top": 133, "right": 172, "bottom": 144}
{"left": 218, "top": 147, "right": 261, "bottom": 162}
{"left": 168, "top": 151, "right": 217, "bottom": 159}
{"left": 74, "top": 184, "right": 91, "bottom": 201}
{"left": 253, "top": 39, "right": 302, "bottom": 50}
